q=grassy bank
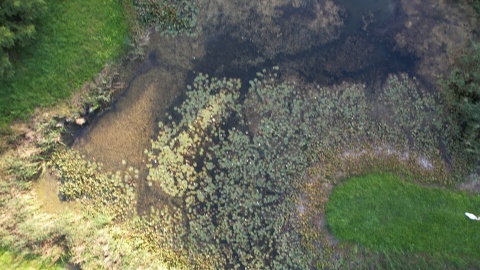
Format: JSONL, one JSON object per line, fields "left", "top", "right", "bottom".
{"left": 0, "top": 249, "right": 64, "bottom": 270}
{"left": 326, "top": 173, "right": 480, "bottom": 267}
{"left": 0, "top": 0, "right": 129, "bottom": 124}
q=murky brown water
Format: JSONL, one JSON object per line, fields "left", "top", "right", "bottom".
{"left": 73, "top": 33, "right": 205, "bottom": 172}
{"left": 34, "top": 170, "right": 81, "bottom": 214}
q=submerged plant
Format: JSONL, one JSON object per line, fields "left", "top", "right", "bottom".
{"left": 378, "top": 74, "right": 446, "bottom": 158}
{"left": 134, "top": 0, "right": 198, "bottom": 36}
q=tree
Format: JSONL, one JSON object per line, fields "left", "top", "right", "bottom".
{"left": 443, "top": 43, "right": 480, "bottom": 166}
{"left": 0, "top": 0, "right": 47, "bottom": 77}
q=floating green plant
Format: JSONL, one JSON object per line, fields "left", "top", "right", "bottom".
{"left": 51, "top": 150, "right": 136, "bottom": 220}
{"left": 142, "top": 68, "right": 456, "bottom": 268}
{"left": 146, "top": 72, "right": 314, "bottom": 268}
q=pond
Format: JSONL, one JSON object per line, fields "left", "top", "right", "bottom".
{"left": 73, "top": 0, "right": 422, "bottom": 171}
{"left": 70, "top": 0, "right": 476, "bottom": 267}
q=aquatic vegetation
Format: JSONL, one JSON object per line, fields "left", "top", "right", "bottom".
{"left": 3, "top": 65, "right": 129, "bottom": 189}
{"left": 377, "top": 74, "right": 446, "bottom": 159}
{"left": 2, "top": 146, "right": 187, "bottom": 269}
{"left": 2, "top": 49, "right": 456, "bottom": 270}
{"left": 147, "top": 74, "right": 242, "bottom": 197}
{"left": 1, "top": 1, "right": 474, "bottom": 268}
{"left": 470, "top": 0, "right": 480, "bottom": 14}
{"left": 134, "top": 0, "right": 198, "bottom": 36}
{"left": 5, "top": 157, "right": 42, "bottom": 182}
{"left": 5, "top": 117, "right": 65, "bottom": 182}
{"left": 0, "top": 175, "right": 71, "bottom": 264}
{"left": 147, "top": 72, "right": 313, "bottom": 268}
{"left": 204, "top": 1, "right": 344, "bottom": 59}
{"left": 0, "top": 169, "right": 184, "bottom": 269}
{"left": 32, "top": 67, "right": 451, "bottom": 268}
{"left": 51, "top": 150, "right": 136, "bottom": 220}
{"left": 144, "top": 68, "right": 452, "bottom": 268}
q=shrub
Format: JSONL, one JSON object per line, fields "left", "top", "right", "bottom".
{"left": 442, "top": 43, "right": 480, "bottom": 168}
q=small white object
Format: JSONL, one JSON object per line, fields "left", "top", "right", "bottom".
{"left": 75, "top": 117, "right": 86, "bottom": 126}
{"left": 465, "top": 212, "right": 480, "bottom": 221}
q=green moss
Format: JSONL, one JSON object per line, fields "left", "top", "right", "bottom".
{"left": 0, "top": 0, "right": 129, "bottom": 124}
{"left": 326, "top": 173, "right": 480, "bottom": 267}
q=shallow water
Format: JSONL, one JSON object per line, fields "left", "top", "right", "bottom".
{"left": 74, "top": 0, "right": 408, "bottom": 167}
{"left": 337, "top": 0, "right": 398, "bottom": 34}
{"left": 195, "top": 0, "right": 414, "bottom": 93}
{"left": 73, "top": 33, "right": 204, "bottom": 172}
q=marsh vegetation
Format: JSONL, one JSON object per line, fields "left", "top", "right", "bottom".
{"left": 0, "top": 0, "right": 479, "bottom": 269}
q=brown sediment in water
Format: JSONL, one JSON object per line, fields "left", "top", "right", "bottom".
{"left": 33, "top": 170, "right": 81, "bottom": 214}
{"left": 73, "top": 33, "right": 204, "bottom": 172}
{"left": 395, "top": 0, "right": 478, "bottom": 86}
{"left": 73, "top": 69, "right": 180, "bottom": 171}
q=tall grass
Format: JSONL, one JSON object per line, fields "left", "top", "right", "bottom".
{"left": 0, "top": 0, "right": 129, "bottom": 124}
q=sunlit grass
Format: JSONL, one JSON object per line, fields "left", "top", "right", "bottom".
{"left": 0, "top": 0, "right": 129, "bottom": 124}
{"left": 326, "top": 173, "right": 480, "bottom": 267}
{"left": 0, "top": 249, "right": 64, "bottom": 270}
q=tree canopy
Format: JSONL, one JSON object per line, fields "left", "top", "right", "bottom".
{"left": 0, "top": 0, "right": 47, "bottom": 77}
{"left": 443, "top": 43, "right": 480, "bottom": 168}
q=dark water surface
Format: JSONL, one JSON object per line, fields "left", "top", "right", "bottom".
{"left": 194, "top": 0, "right": 415, "bottom": 94}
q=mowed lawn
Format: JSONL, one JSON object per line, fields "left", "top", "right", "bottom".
{"left": 326, "top": 173, "right": 480, "bottom": 267}
{"left": 0, "top": 0, "right": 129, "bottom": 124}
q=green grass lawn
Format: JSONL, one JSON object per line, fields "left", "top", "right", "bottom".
{"left": 0, "top": 250, "right": 64, "bottom": 270}
{"left": 0, "top": 0, "right": 129, "bottom": 124}
{"left": 326, "top": 173, "right": 480, "bottom": 267}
